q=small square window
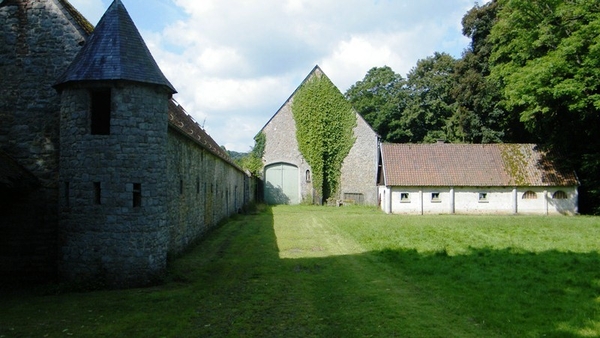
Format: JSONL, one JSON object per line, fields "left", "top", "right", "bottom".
{"left": 478, "top": 192, "right": 488, "bottom": 202}
{"left": 431, "top": 192, "right": 441, "bottom": 202}
{"left": 400, "top": 192, "right": 410, "bottom": 202}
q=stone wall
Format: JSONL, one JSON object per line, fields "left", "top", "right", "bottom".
{"left": 261, "top": 98, "right": 312, "bottom": 203}
{"left": 340, "top": 113, "right": 379, "bottom": 205}
{"left": 0, "top": 0, "right": 88, "bottom": 282}
{"left": 262, "top": 98, "right": 379, "bottom": 205}
{"left": 166, "top": 128, "right": 252, "bottom": 257}
{"left": 58, "top": 82, "right": 171, "bottom": 287}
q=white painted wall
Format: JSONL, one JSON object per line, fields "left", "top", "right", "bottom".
{"left": 380, "top": 186, "right": 578, "bottom": 215}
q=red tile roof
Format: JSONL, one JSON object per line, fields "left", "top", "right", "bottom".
{"left": 380, "top": 143, "right": 578, "bottom": 187}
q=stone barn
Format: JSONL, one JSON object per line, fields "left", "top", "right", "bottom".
{"left": 1, "top": 0, "right": 255, "bottom": 287}
{"left": 259, "top": 65, "right": 379, "bottom": 205}
{"left": 378, "top": 143, "right": 579, "bottom": 215}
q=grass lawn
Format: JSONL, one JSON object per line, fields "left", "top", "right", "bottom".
{"left": 1, "top": 205, "right": 599, "bottom": 337}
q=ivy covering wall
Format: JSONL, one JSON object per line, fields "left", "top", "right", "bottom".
{"left": 292, "top": 73, "right": 356, "bottom": 203}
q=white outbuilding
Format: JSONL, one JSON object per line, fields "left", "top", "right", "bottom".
{"left": 378, "top": 143, "right": 579, "bottom": 215}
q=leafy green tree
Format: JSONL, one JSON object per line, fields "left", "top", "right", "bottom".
{"left": 451, "top": 0, "right": 522, "bottom": 143}
{"left": 345, "top": 66, "right": 408, "bottom": 142}
{"left": 489, "top": 0, "right": 600, "bottom": 213}
{"left": 233, "top": 132, "right": 265, "bottom": 177}
{"left": 401, "top": 52, "right": 458, "bottom": 143}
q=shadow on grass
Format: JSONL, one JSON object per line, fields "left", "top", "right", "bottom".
{"left": 1, "top": 206, "right": 599, "bottom": 338}
{"left": 182, "top": 207, "right": 600, "bottom": 337}
{"left": 372, "top": 247, "right": 600, "bottom": 337}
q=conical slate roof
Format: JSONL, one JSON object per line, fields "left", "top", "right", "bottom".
{"left": 54, "top": 0, "right": 176, "bottom": 93}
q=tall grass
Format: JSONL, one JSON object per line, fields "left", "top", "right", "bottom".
{"left": 1, "top": 205, "right": 598, "bottom": 337}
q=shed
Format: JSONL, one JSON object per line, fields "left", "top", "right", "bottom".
{"left": 378, "top": 143, "right": 579, "bottom": 215}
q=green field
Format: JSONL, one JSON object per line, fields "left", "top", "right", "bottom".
{"left": 2, "top": 205, "right": 599, "bottom": 337}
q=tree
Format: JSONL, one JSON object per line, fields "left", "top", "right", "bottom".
{"left": 345, "top": 66, "right": 407, "bottom": 142}
{"left": 451, "top": 0, "right": 521, "bottom": 143}
{"left": 489, "top": 0, "right": 600, "bottom": 213}
{"left": 401, "top": 52, "right": 458, "bottom": 143}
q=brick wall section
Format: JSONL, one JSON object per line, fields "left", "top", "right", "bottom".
{"left": 59, "top": 83, "right": 171, "bottom": 287}
{"left": 0, "top": 0, "right": 88, "bottom": 281}
{"left": 340, "top": 113, "right": 379, "bottom": 205}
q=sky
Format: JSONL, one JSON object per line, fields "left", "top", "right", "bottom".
{"left": 69, "top": 0, "right": 489, "bottom": 152}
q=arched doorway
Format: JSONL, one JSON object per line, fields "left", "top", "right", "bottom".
{"left": 264, "top": 163, "right": 299, "bottom": 204}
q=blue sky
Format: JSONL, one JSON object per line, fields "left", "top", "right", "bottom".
{"left": 69, "top": 0, "right": 488, "bottom": 152}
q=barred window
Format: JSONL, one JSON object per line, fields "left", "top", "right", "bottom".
{"left": 552, "top": 191, "right": 568, "bottom": 199}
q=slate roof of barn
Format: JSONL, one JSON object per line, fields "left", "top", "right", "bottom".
{"left": 54, "top": 0, "right": 176, "bottom": 93}
{"left": 380, "top": 143, "right": 579, "bottom": 187}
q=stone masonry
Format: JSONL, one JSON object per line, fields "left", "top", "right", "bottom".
{"left": 0, "top": 0, "right": 90, "bottom": 281}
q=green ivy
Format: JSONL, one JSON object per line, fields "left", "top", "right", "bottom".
{"left": 292, "top": 72, "right": 356, "bottom": 203}
{"left": 235, "top": 132, "right": 265, "bottom": 177}
{"left": 253, "top": 132, "right": 266, "bottom": 159}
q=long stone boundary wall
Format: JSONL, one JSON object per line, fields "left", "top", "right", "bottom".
{"left": 167, "top": 126, "right": 255, "bottom": 257}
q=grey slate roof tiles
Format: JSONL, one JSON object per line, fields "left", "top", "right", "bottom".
{"left": 54, "top": 0, "right": 176, "bottom": 93}
{"left": 380, "top": 143, "right": 578, "bottom": 187}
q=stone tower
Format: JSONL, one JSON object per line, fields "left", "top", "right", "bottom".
{"left": 54, "top": 0, "right": 176, "bottom": 287}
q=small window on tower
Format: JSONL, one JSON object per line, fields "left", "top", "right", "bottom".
{"left": 90, "top": 88, "right": 111, "bottom": 135}
{"left": 93, "top": 182, "right": 101, "bottom": 205}
{"left": 133, "top": 183, "right": 142, "bottom": 207}
{"left": 64, "top": 181, "right": 70, "bottom": 207}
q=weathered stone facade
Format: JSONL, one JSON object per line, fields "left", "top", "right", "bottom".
{"left": 261, "top": 96, "right": 312, "bottom": 204}
{"left": 58, "top": 83, "right": 171, "bottom": 286}
{"left": 1, "top": 0, "right": 255, "bottom": 287}
{"left": 339, "top": 113, "right": 379, "bottom": 205}
{"left": 167, "top": 123, "right": 250, "bottom": 256}
{"left": 0, "top": 0, "right": 90, "bottom": 281}
{"left": 260, "top": 66, "right": 379, "bottom": 205}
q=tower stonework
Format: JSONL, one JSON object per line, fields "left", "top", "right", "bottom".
{"left": 58, "top": 83, "right": 171, "bottom": 286}
{"left": 54, "top": 0, "right": 176, "bottom": 287}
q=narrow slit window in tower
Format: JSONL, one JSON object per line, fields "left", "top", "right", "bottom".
{"left": 90, "top": 88, "right": 111, "bottom": 135}
{"left": 64, "top": 181, "right": 70, "bottom": 207}
{"left": 133, "top": 183, "right": 142, "bottom": 207}
{"left": 93, "top": 182, "right": 101, "bottom": 205}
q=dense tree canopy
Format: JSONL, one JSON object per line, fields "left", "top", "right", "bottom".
{"left": 489, "top": 0, "right": 600, "bottom": 214}
{"left": 345, "top": 66, "right": 406, "bottom": 142}
{"left": 346, "top": 0, "right": 600, "bottom": 213}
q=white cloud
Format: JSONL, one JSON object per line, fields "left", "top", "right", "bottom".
{"left": 63, "top": 0, "right": 483, "bottom": 151}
